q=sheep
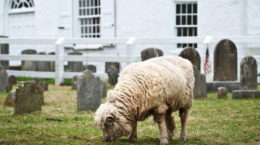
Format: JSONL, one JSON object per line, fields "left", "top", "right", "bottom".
{"left": 95, "top": 56, "right": 194, "bottom": 145}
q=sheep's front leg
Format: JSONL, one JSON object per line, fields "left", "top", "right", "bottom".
{"left": 179, "top": 108, "right": 188, "bottom": 142}
{"left": 154, "top": 114, "right": 169, "bottom": 145}
{"left": 128, "top": 121, "right": 137, "bottom": 143}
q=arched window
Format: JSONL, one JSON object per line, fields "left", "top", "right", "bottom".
{"left": 10, "top": 0, "right": 34, "bottom": 9}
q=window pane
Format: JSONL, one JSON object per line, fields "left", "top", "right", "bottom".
{"left": 183, "top": 28, "right": 187, "bottom": 36}
{"left": 182, "top": 16, "right": 186, "bottom": 25}
{"left": 176, "top": 16, "right": 180, "bottom": 25}
{"left": 188, "top": 4, "right": 192, "bottom": 13}
{"left": 193, "top": 4, "right": 197, "bottom": 13}
{"left": 182, "top": 4, "right": 186, "bottom": 13}
{"left": 193, "top": 16, "right": 197, "bottom": 25}
{"left": 177, "top": 28, "right": 182, "bottom": 36}
{"left": 176, "top": 4, "right": 180, "bottom": 14}
{"left": 188, "top": 28, "right": 193, "bottom": 36}
{"left": 187, "top": 16, "right": 192, "bottom": 25}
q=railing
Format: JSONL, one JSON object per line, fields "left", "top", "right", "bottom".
{"left": 0, "top": 36, "right": 260, "bottom": 85}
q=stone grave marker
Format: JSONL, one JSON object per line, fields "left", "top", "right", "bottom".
{"left": 66, "top": 51, "right": 84, "bottom": 72}
{"left": 240, "top": 56, "right": 257, "bottom": 90}
{"left": 214, "top": 39, "right": 237, "bottom": 81}
{"left": 141, "top": 48, "right": 163, "bottom": 61}
{"left": 21, "top": 49, "right": 37, "bottom": 71}
{"left": 86, "top": 64, "right": 96, "bottom": 73}
{"left": 4, "top": 90, "right": 16, "bottom": 107}
{"left": 36, "top": 52, "right": 51, "bottom": 72}
{"left": 77, "top": 70, "right": 104, "bottom": 111}
{"left": 15, "top": 81, "right": 44, "bottom": 114}
{"left": 193, "top": 66, "right": 207, "bottom": 98}
{"left": 179, "top": 47, "right": 201, "bottom": 71}
{"left": 105, "top": 62, "right": 120, "bottom": 85}
{"left": 217, "top": 87, "right": 228, "bottom": 99}
{"left": 0, "top": 66, "right": 8, "bottom": 92}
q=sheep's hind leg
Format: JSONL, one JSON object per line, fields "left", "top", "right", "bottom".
{"left": 165, "top": 110, "right": 175, "bottom": 141}
{"left": 179, "top": 108, "right": 188, "bottom": 142}
{"left": 154, "top": 113, "right": 169, "bottom": 145}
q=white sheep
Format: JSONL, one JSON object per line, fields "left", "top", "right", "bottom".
{"left": 95, "top": 56, "right": 194, "bottom": 145}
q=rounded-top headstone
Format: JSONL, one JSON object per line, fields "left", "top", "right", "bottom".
{"left": 141, "top": 48, "right": 163, "bottom": 61}
{"left": 214, "top": 39, "right": 237, "bottom": 81}
{"left": 179, "top": 47, "right": 201, "bottom": 71}
{"left": 240, "top": 56, "right": 257, "bottom": 90}
{"left": 21, "top": 49, "right": 37, "bottom": 71}
{"left": 86, "top": 65, "right": 96, "bottom": 73}
{"left": 67, "top": 51, "right": 84, "bottom": 72}
{"left": 217, "top": 87, "right": 228, "bottom": 99}
{"left": 22, "top": 49, "right": 37, "bottom": 54}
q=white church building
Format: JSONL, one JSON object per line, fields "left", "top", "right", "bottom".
{"left": 0, "top": 0, "right": 260, "bottom": 80}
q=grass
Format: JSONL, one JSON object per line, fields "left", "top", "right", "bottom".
{"left": 0, "top": 85, "right": 260, "bottom": 145}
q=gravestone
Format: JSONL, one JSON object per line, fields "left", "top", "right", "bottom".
{"left": 207, "top": 81, "right": 240, "bottom": 92}
{"left": 0, "top": 66, "right": 8, "bottom": 92}
{"left": 232, "top": 90, "right": 260, "bottom": 99}
{"left": 0, "top": 36, "right": 9, "bottom": 69}
{"left": 193, "top": 66, "right": 207, "bottom": 98}
{"left": 179, "top": 47, "right": 201, "bottom": 71}
{"left": 8, "top": 75, "right": 17, "bottom": 85}
{"left": 240, "top": 56, "right": 257, "bottom": 90}
{"left": 86, "top": 65, "right": 96, "bottom": 73}
{"left": 21, "top": 49, "right": 37, "bottom": 71}
{"left": 4, "top": 90, "right": 16, "bottom": 107}
{"left": 36, "top": 52, "right": 51, "bottom": 72}
{"left": 77, "top": 70, "right": 104, "bottom": 111}
{"left": 214, "top": 39, "right": 237, "bottom": 81}
{"left": 48, "top": 52, "right": 55, "bottom": 72}
{"left": 71, "top": 75, "right": 79, "bottom": 90}
{"left": 105, "top": 62, "right": 120, "bottom": 85}
{"left": 15, "top": 81, "right": 44, "bottom": 114}
{"left": 66, "top": 51, "right": 84, "bottom": 72}
{"left": 217, "top": 87, "right": 228, "bottom": 99}
{"left": 141, "top": 48, "right": 163, "bottom": 61}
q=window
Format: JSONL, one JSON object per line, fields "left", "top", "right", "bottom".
{"left": 176, "top": 2, "right": 197, "bottom": 48}
{"left": 79, "top": 0, "right": 101, "bottom": 38}
{"left": 10, "top": 0, "right": 34, "bottom": 9}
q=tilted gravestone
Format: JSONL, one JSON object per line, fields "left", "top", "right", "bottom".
{"left": 15, "top": 81, "right": 44, "bottom": 114}
{"left": 21, "top": 49, "right": 37, "bottom": 71}
{"left": 77, "top": 70, "right": 104, "bottom": 111}
{"left": 141, "top": 48, "right": 163, "bottom": 61}
{"left": 240, "top": 56, "right": 257, "bottom": 90}
{"left": 214, "top": 39, "right": 237, "bottom": 81}
{"left": 105, "top": 62, "right": 120, "bottom": 86}
{"left": 179, "top": 47, "right": 201, "bottom": 72}
{"left": 66, "top": 51, "right": 84, "bottom": 72}
{"left": 36, "top": 52, "right": 51, "bottom": 72}
{"left": 71, "top": 75, "right": 79, "bottom": 90}
{"left": 0, "top": 66, "right": 8, "bottom": 92}
{"left": 193, "top": 66, "right": 207, "bottom": 98}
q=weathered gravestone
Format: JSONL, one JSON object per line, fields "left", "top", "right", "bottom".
{"left": 0, "top": 66, "right": 8, "bottom": 92}
{"left": 217, "top": 87, "right": 228, "bottom": 99}
{"left": 179, "top": 47, "right": 201, "bottom": 71}
{"left": 193, "top": 66, "right": 207, "bottom": 98}
{"left": 214, "top": 39, "right": 237, "bottom": 81}
{"left": 232, "top": 90, "right": 260, "bottom": 99}
{"left": 86, "top": 65, "right": 96, "bottom": 73}
{"left": 240, "top": 56, "right": 257, "bottom": 90}
{"left": 66, "top": 51, "right": 84, "bottom": 72}
{"left": 141, "top": 48, "right": 163, "bottom": 61}
{"left": 0, "top": 36, "right": 9, "bottom": 69}
{"left": 36, "top": 52, "right": 51, "bottom": 72}
{"left": 6, "top": 75, "right": 17, "bottom": 92}
{"left": 77, "top": 70, "right": 104, "bottom": 111}
{"left": 21, "top": 49, "right": 37, "bottom": 71}
{"left": 15, "top": 81, "right": 44, "bottom": 114}
{"left": 105, "top": 62, "right": 120, "bottom": 86}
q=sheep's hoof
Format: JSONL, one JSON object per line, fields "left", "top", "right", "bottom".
{"left": 127, "top": 138, "right": 136, "bottom": 143}
{"left": 160, "top": 138, "right": 169, "bottom": 145}
{"left": 179, "top": 136, "right": 186, "bottom": 142}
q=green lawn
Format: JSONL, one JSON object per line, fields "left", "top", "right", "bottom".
{"left": 0, "top": 85, "right": 259, "bottom": 145}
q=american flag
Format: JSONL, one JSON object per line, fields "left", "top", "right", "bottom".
{"left": 204, "top": 45, "right": 211, "bottom": 75}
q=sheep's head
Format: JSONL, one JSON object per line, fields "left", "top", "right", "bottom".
{"left": 94, "top": 103, "right": 132, "bottom": 142}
